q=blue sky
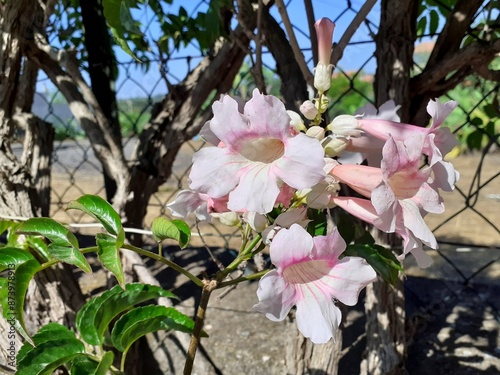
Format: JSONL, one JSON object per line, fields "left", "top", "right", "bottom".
{"left": 38, "top": 0, "right": 382, "bottom": 100}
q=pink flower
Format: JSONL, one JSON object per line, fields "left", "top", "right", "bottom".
{"left": 254, "top": 224, "right": 376, "bottom": 343}
{"left": 358, "top": 99, "right": 459, "bottom": 191}
{"left": 330, "top": 136, "right": 443, "bottom": 251}
{"left": 167, "top": 190, "right": 228, "bottom": 222}
{"left": 189, "top": 89, "right": 326, "bottom": 214}
{"left": 333, "top": 196, "right": 433, "bottom": 268}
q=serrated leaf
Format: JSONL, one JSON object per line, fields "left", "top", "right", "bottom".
{"left": 111, "top": 305, "right": 204, "bottom": 352}
{"left": 0, "top": 247, "right": 36, "bottom": 272}
{"left": 17, "top": 218, "right": 79, "bottom": 249}
{"left": 17, "top": 338, "right": 85, "bottom": 375}
{"left": 76, "top": 283, "right": 177, "bottom": 346}
{"left": 96, "top": 233, "right": 125, "bottom": 289}
{"left": 16, "top": 218, "right": 91, "bottom": 273}
{"left": 344, "top": 244, "right": 402, "bottom": 285}
{"left": 48, "top": 244, "right": 91, "bottom": 274}
{"left": 151, "top": 217, "right": 191, "bottom": 249}
{"left": 17, "top": 323, "right": 78, "bottom": 364}
{"left": 66, "top": 195, "right": 123, "bottom": 240}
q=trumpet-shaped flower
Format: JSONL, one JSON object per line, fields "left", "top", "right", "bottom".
{"left": 330, "top": 136, "right": 443, "bottom": 250}
{"left": 167, "top": 190, "right": 229, "bottom": 222}
{"left": 358, "top": 99, "right": 459, "bottom": 191}
{"left": 254, "top": 224, "right": 376, "bottom": 343}
{"left": 313, "top": 18, "right": 335, "bottom": 93}
{"left": 189, "top": 89, "right": 325, "bottom": 214}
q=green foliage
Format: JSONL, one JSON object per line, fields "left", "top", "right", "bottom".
{"left": 76, "top": 283, "right": 177, "bottom": 346}
{"left": 67, "top": 195, "right": 126, "bottom": 286}
{"left": 343, "top": 244, "right": 403, "bottom": 286}
{"left": 151, "top": 217, "right": 191, "bottom": 248}
{"left": 111, "top": 305, "right": 206, "bottom": 352}
{"left": 328, "top": 72, "right": 374, "bottom": 118}
{"left": 17, "top": 218, "right": 91, "bottom": 273}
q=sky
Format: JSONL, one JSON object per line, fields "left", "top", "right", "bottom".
{"left": 35, "top": 0, "right": 383, "bottom": 100}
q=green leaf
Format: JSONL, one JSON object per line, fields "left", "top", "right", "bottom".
{"left": 17, "top": 218, "right": 91, "bottom": 273}
{"left": 76, "top": 283, "right": 177, "bottom": 346}
{"left": 70, "top": 356, "right": 99, "bottom": 375}
{"left": 0, "top": 247, "right": 36, "bottom": 272}
{"left": 335, "top": 211, "right": 356, "bottom": 245}
{"left": 17, "top": 218, "right": 79, "bottom": 248}
{"left": 151, "top": 217, "right": 191, "bottom": 249}
{"left": 95, "top": 351, "right": 114, "bottom": 375}
{"left": 344, "top": 244, "right": 402, "bottom": 285}
{"left": 12, "top": 260, "right": 42, "bottom": 345}
{"left": 25, "top": 237, "right": 50, "bottom": 261}
{"left": 96, "top": 233, "right": 125, "bottom": 288}
{"left": 429, "top": 9, "right": 439, "bottom": 36}
{"left": 17, "top": 323, "right": 78, "bottom": 364}
{"left": 17, "top": 338, "right": 85, "bottom": 375}
{"left": 66, "top": 195, "right": 124, "bottom": 240}
{"left": 416, "top": 15, "right": 427, "bottom": 36}
{"left": 111, "top": 305, "right": 204, "bottom": 352}
{"left": 466, "top": 130, "right": 484, "bottom": 150}
{"left": 0, "top": 220, "right": 16, "bottom": 236}
{"left": 306, "top": 209, "right": 327, "bottom": 237}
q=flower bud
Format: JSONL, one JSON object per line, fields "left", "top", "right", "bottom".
{"left": 306, "top": 126, "right": 325, "bottom": 140}
{"left": 314, "top": 18, "right": 335, "bottom": 66}
{"left": 326, "top": 115, "right": 362, "bottom": 137}
{"left": 300, "top": 100, "right": 318, "bottom": 120}
{"left": 322, "top": 136, "right": 348, "bottom": 157}
{"left": 314, "top": 63, "right": 333, "bottom": 94}
{"left": 287, "top": 110, "right": 307, "bottom": 132}
{"left": 215, "top": 212, "right": 240, "bottom": 227}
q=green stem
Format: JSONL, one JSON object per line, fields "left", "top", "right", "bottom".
{"left": 219, "top": 234, "right": 262, "bottom": 279}
{"left": 122, "top": 243, "right": 203, "bottom": 287}
{"left": 183, "top": 279, "right": 217, "bottom": 375}
{"left": 217, "top": 269, "right": 269, "bottom": 288}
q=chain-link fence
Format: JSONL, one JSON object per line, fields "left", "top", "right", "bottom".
{"left": 34, "top": 0, "right": 499, "bottom": 367}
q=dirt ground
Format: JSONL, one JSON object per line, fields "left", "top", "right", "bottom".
{"left": 54, "top": 144, "right": 499, "bottom": 374}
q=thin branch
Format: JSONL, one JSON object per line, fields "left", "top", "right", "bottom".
{"left": 330, "top": 0, "right": 377, "bottom": 67}
{"left": 303, "top": 0, "right": 318, "bottom": 66}
{"left": 475, "top": 62, "right": 500, "bottom": 81}
{"left": 275, "top": 0, "right": 314, "bottom": 87}
{"left": 411, "top": 39, "right": 500, "bottom": 95}
{"left": 252, "top": 0, "right": 266, "bottom": 93}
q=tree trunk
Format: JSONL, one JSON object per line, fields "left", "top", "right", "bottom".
{"left": 0, "top": 1, "right": 87, "bottom": 369}
{"left": 80, "top": 0, "right": 121, "bottom": 201}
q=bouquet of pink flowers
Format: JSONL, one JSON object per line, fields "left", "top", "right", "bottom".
{"left": 167, "top": 18, "right": 459, "bottom": 344}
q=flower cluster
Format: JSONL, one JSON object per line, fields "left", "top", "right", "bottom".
{"left": 166, "top": 17, "right": 459, "bottom": 343}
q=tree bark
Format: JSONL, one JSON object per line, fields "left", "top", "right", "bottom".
{"left": 80, "top": 0, "right": 122, "bottom": 201}
{"left": 0, "top": 1, "right": 87, "bottom": 369}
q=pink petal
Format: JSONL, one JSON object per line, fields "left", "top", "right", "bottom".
{"left": 295, "top": 297, "right": 341, "bottom": 344}
{"left": 228, "top": 164, "right": 281, "bottom": 213}
{"left": 359, "top": 118, "right": 426, "bottom": 142}
{"left": 400, "top": 200, "right": 438, "bottom": 249}
{"left": 330, "top": 164, "right": 383, "bottom": 198}
{"left": 244, "top": 89, "right": 291, "bottom": 139}
{"left": 209, "top": 95, "right": 251, "bottom": 148}
{"left": 322, "top": 257, "right": 377, "bottom": 306}
{"left": 167, "top": 190, "right": 210, "bottom": 221}
{"left": 253, "top": 270, "right": 295, "bottom": 322}
{"left": 311, "top": 227, "right": 346, "bottom": 260}
{"left": 189, "top": 147, "right": 243, "bottom": 197}
{"left": 333, "top": 196, "right": 378, "bottom": 225}
{"left": 270, "top": 224, "right": 313, "bottom": 269}
{"left": 274, "top": 134, "right": 326, "bottom": 189}
{"left": 427, "top": 99, "right": 458, "bottom": 129}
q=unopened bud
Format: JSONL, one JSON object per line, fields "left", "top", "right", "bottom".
{"left": 300, "top": 100, "right": 318, "bottom": 120}
{"left": 314, "top": 63, "right": 333, "bottom": 94}
{"left": 306, "top": 126, "right": 325, "bottom": 140}
{"left": 322, "top": 136, "right": 348, "bottom": 157}
{"left": 287, "top": 110, "right": 307, "bottom": 132}
{"left": 326, "top": 115, "right": 362, "bottom": 137}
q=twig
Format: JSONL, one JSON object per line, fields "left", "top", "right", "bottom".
{"left": 274, "top": 0, "right": 314, "bottom": 86}
{"left": 195, "top": 219, "right": 225, "bottom": 271}
{"left": 330, "top": 0, "right": 377, "bottom": 67}
{"left": 303, "top": 0, "right": 318, "bottom": 66}
{"left": 252, "top": 0, "right": 267, "bottom": 93}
